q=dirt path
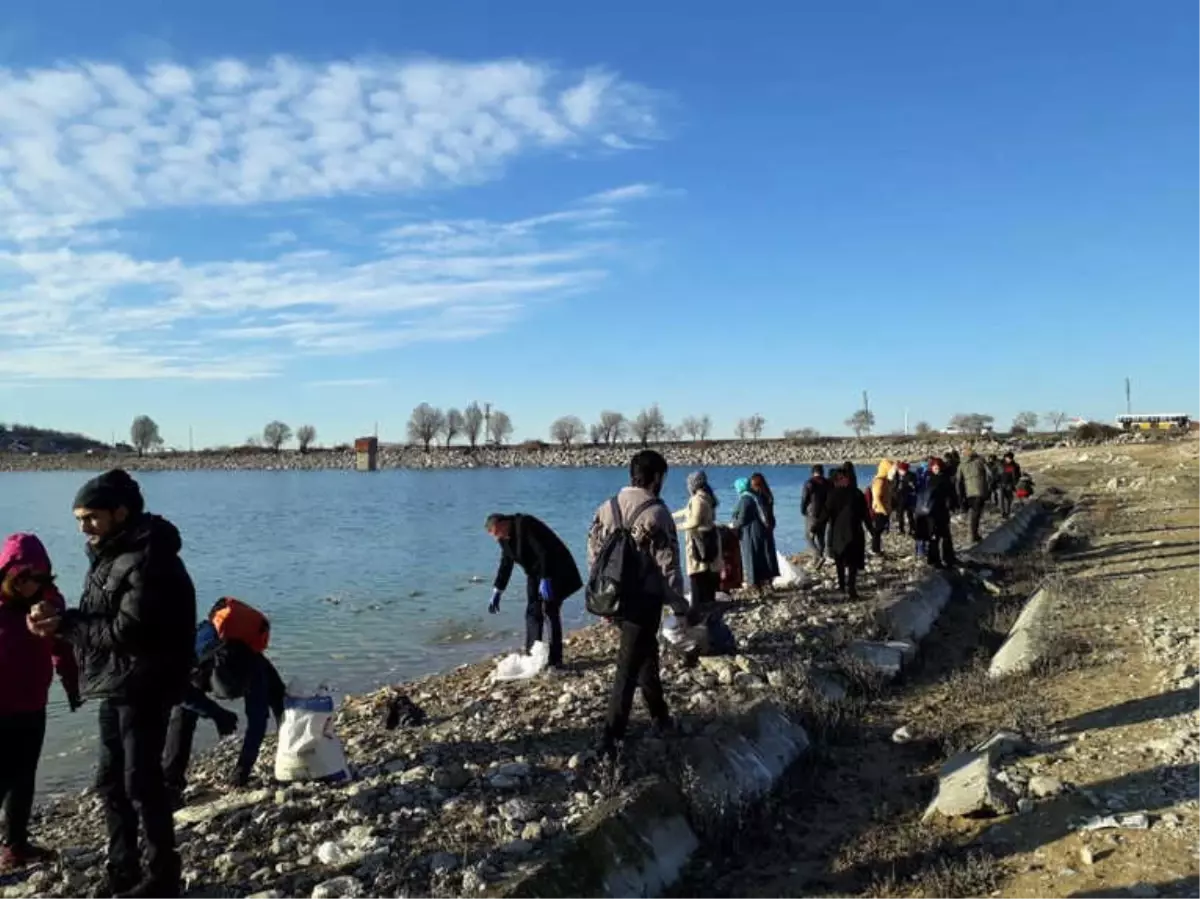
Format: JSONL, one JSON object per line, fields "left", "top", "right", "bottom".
{"left": 671, "top": 438, "right": 1199, "bottom": 899}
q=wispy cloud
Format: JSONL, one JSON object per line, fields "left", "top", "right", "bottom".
{"left": 0, "top": 55, "right": 668, "bottom": 379}
{"left": 582, "top": 183, "right": 662, "bottom": 204}
{"left": 307, "top": 378, "right": 389, "bottom": 388}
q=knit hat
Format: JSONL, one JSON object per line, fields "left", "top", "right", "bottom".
{"left": 72, "top": 469, "right": 145, "bottom": 515}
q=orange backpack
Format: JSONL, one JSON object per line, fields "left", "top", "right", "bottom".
{"left": 209, "top": 597, "right": 270, "bottom": 654}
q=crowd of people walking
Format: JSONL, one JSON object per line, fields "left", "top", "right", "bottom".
{"left": 0, "top": 449, "right": 1029, "bottom": 896}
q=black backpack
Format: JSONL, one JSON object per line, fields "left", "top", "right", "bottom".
{"left": 585, "top": 496, "right": 663, "bottom": 618}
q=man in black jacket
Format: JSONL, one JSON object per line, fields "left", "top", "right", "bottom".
{"left": 28, "top": 470, "right": 194, "bottom": 898}
{"left": 800, "top": 465, "right": 830, "bottom": 563}
{"left": 485, "top": 513, "right": 583, "bottom": 669}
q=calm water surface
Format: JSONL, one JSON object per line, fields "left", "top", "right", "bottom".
{"left": 0, "top": 463, "right": 874, "bottom": 790}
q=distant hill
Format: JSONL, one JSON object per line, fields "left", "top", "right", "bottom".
{"left": 0, "top": 423, "right": 111, "bottom": 454}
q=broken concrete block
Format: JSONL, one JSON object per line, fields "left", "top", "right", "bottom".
{"left": 923, "top": 750, "right": 1017, "bottom": 820}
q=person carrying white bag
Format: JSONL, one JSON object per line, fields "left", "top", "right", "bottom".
{"left": 274, "top": 690, "right": 350, "bottom": 783}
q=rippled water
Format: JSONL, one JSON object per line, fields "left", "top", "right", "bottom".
{"left": 0, "top": 462, "right": 874, "bottom": 789}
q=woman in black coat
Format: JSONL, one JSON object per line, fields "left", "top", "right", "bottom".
{"left": 816, "top": 463, "right": 868, "bottom": 600}
{"left": 918, "top": 457, "right": 957, "bottom": 569}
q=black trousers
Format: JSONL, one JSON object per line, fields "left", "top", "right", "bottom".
{"left": 806, "top": 516, "right": 826, "bottom": 558}
{"left": 525, "top": 578, "right": 563, "bottom": 667}
{"left": 999, "top": 488, "right": 1014, "bottom": 518}
{"left": 869, "top": 513, "right": 889, "bottom": 554}
{"left": 603, "top": 618, "right": 669, "bottom": 744}
{"left": 892, "top": 505, "right": 915, "bottom": 535}
{"left": 927, "top": 529, "right": 957, "bottom": 569}
{"left": 96, "top": 699, "right": 179, "bottom": 882}
{"left": 966, "top": 496, "right": 985, "bottom": 542}
{"left": 0, "top": 710, "right": 46, "bottom": 847}
{"left": 834, "top": 556, "right": 859, "bottom": 598}
{"left": 689, "top": 571, "right": 719, "bottom": 609}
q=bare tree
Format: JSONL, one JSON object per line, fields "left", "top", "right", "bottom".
{"left": 914, "top": 421, "right": 933, "bottom": 436}
{"left": 597, "top": 410, "right": 626, "bottom": 445}
{"left": 407, "top": 403, "right": 444, "bottom": 451}
{"left": 1012, "top": 411, "right": 1039, "bottom": 433}
{"left": 734, "top": 419, "right": 749, "bottom": 440}
{"left": 442, "top": 408, "right": 465, "bottom": 446}
{"left": 296, "top": 424, "right": 317, "bottom": 454}
{"left": 784, "top": 427, "right": 820, "bottom": 440}
{"left": 463, "top": 402, "right": 484, "bottom": 448}
{"left": 747, "top": 413, "right": 766, "bottom": 439}
{"left": 489, "top": 410, "right": 514, "bottom": 445}
{"left": 550, "top": 415, "right": 586, "bottom": 446}
{"left": 948, "top": 413, "right": 996, "bottom": 435}
{"left": 129, "top": 415, "right": 163, "bottom": 457}
{"left": 680, "top": 416, "right": 709, "bottom": 441}
{"left": 630, "top": 405, "right": 665, "bottom": 446}
{"left": 845, "top": 409, "right": 876, "bottom": 437}
{"left": 588, "top": 423, "right": 604, "bottom": 445}
{"left": 1046, "top": 410, "right": 1069, "bottom": 433}
{"left": 263, "top": 420, "right": 292, "bottom": 453}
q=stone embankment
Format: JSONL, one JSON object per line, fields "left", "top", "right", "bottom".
{"left": 2, "top": 437, "right": 1037, "bottom": 473}
{"left": 14, "top": 501, "right": 1019, "bottom": 899}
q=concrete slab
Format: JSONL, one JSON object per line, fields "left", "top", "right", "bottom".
{"left": 988, "top": 586, "right": 1054, "bottom": 679}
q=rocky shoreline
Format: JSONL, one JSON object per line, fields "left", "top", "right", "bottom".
{"left": 14, "top": 503, "right": 1010, "bottom": 899}
{"left": 0, "top": 437, "right": 1046, "bottom": 474}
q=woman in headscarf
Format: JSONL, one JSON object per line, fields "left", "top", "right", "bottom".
{"left": 731, "top": 477, "right": 774, "bottom": 590}
{"left": 748, "top": 473, "right": 780, "bottom": 579}
{"left": 672, "top": 472, "right": 722, "bottom": 609}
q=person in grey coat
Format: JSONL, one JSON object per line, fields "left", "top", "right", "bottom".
{"left": 731, "top": 477, "right": 774, "bottom": 589}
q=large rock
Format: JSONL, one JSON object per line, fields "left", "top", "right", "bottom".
{"left": 923, "top": 750, "right": 1017, "bottom": 820}
{"left": 312, "top": 876, "right": 364, "bottom": 899}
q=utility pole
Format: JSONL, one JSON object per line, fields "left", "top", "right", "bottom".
{"left": 1125, "top": 377, "right": 1131, "bottom": 415}
{"left": 188, "top": 426, "right": 193, "bottom": 452}
{"left": 904, "top": 408, "right": 909, "bottom": 436}
{"left": 373, "top": 421, "right": 378, "bottom": 439}
{"left": 484, "top": 403, "right": 492, "bottom": 443}
{"left": 862, "top": 390, "right": 870, "bottom": 415}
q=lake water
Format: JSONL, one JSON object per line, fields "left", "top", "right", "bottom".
{"left": 0, "top": 463, "right": 875, "bottom": 790}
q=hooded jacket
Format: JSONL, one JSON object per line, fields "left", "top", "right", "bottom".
{"left": 0, "top": 534, "right": 80, "bottom": 715}
{"left": 958, "top": 453, "right": 991, "bottom": 500}
{"left": 800, "top": 474, "right": 830, "bottom": 521}
{"left": 59, "top": 514, "right": 196, "bottom": 704}
{"left": 870, "top": 460, "right": 893, "bottom": 516}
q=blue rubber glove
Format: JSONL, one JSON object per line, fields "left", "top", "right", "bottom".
{"left": 538, "top": 578, "right": 552, "bottom": 602}
{"left": 488, "top": 589, "right": 502, "bottom": 614}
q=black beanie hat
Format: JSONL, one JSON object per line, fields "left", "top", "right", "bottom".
{"left": 73, "top": 469, "right": 145, "bottom": 515}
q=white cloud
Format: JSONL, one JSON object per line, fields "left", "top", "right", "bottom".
{"left": 0, "top": 54, "right": 667, "bottom": 380}
{"left": 581, "top": 183, "right": 662, "bottom": 205}
{"left": 0, "top": 56, "right": 660, "bottom": 241}
{"left": 307, "top": 378, "right": 389, "bottom": 388}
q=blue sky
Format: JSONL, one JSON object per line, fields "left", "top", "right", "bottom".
{"left": 0, "top": 0, "right": 1195, "bottom": 448}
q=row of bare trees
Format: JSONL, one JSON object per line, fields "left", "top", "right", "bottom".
{"left": 406, "top": 403, "right": 513, "bottom": 451}
{"left": 128, "top": 417, "right": 319, "bottom": 454}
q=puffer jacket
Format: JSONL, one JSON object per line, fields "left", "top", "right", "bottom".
{"left": 958, "top": 454, "right": 991, "bottom": 499}
{"left": 870, "top": 460, "right": 893, "bottom": 516}
{"left": 0, "top": 534, "right": 80, "bottom": 714}
{"left": 674, "top": 491, "right": 722, "bottom": 576}
{"left": 59, "top": 514, "right": 196, "bottom": 705}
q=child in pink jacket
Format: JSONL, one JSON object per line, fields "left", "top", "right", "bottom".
{"left": 0, "top": 533, "right": 81, "bottom": 870}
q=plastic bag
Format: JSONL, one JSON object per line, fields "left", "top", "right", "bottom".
{"left": 491, "top": 641, "right": 549, "bottom": 682}
{"left": 772, "top": 552, "right": 809, "bottom": 588}
{"left": 274, "top": 693, "right": 350, "bottom": 783}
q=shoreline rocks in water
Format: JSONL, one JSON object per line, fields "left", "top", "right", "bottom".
{"left": 19, "top": 503, "right": 1010, "bottom": 899}
{"left": 0, "top": 437, "right": 1066, "bottom": 474}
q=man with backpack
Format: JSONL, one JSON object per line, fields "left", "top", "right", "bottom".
{"left": 485, "top": 513, "right": 583, "bottom": 671}
{"left": 163, "top": 597, "right": 285, "bottom": 806}
{"left": 585, "top": 450, "right": 688, "bottom": 758}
